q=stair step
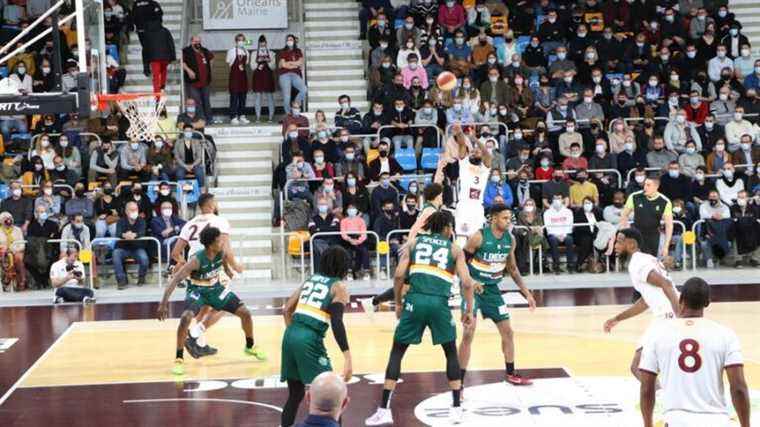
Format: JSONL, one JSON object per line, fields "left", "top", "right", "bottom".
{"left": 225, "top": 212, "right": 272, "bottom": 221}
{"left": 304, "top": 20, "right": 358, "bottom": 29}
{"left": 217, "top": 200, "right": 272, "bottom": 210}
{"left": 215, "top": 135, "right": 282, "bottom": 146}
{"left": 305, "top": 29, "right": 360, "bottom": 39}
{"left": 220, "top": 160, "right": 272, "bottom": 169}
{"left": 216, "top": 150, "right": 273, "bottom": 159}
{"left": 217, "top": 173, "right": 271, "bottom": 183}
{"left": 309, "top": 101, "right": 369, "bottom": 111}
{"left": 210, "top": 185, "right": 272, "bottom": 199}
{"left": 307, "top": 59, "right": 364, "bottom": 68}
{"left": 240, "top": 269, "right": 272, "bottom": 279}
{"left": 307, "top": 68, "right": 363, "bottom": 78}
{"left": 304, "top": 2, "right": 359, "bottom": 11}
{"left": 308, "top": 79, "right": 365, "bottom": 89}
{"left": 310, "top": 88, "right": 365, "bottom": 98}
{"left": 305, "top": 10, "right": 358, "bottom": 18}
{"left": 235, "top": 226, "right": 278, "bottom": 236}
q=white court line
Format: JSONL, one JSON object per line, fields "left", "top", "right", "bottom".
{"left": 0, "top": 323, "right": 75, "bottom": 405}
{"left": 123, "top": 397, "right": 282, "bottom": 412}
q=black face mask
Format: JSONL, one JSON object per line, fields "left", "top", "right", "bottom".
{"left": 613, "top": 202, "right": 623, "bottom": 208}
{"left": 132, "top": 189, "right": 142, "bottom": 196}
{"left": 378, "top": 150, "right": 388, "bottom": 158}
{"left": 103, "top": 187, "right": 113, "bottom": 195}
{"left": 469, "top": 157, "right": 482, "bottom": 166}
{"left": 75, "top": 189, "right": 85, "bottom": 198}
{"left": 577, "top": 176, "right": 587, "bottom": 183}
{"left": 710, "top": 199, "right": 718, "bottom": 206}
{"left": 553, "top": 176, "right": 562, "bottom": 182}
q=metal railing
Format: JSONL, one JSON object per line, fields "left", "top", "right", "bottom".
{"left": 309, "top": 231, "right": 381, "bottom": 279}
{"left": 625, "top": 167, "right": 665, "bottom": 186}
{"left": 444, "top": 122, "right": 508, "bottom": 142}
{"left": 90, "top": 237, "right": 162, "bottom": 287}
{"left": 377, "top": 124, "right": 443, "bottom": 148}
{"left": 671, "top": 220, "right": 687, "bottom": 271}
{"left": 383, "top": 229, "right": 410, "bottom": 278}
{"left": 29, "top": 132, "right": 102, "bottom": 159}
{"left": 21, "top": 183, "right": 75, "bottom": 195}
{"left": 143, "top": 180, "right": 189, "bottom": 219}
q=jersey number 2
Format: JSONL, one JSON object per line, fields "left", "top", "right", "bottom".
{"left": 677, "top": 338, "right": 702, "bottom": 373}
{"left": 415, "top": 243, "right": 448, "bottom": 270}
{"left": 299, "top": 281, "right": 329, "bottom": 308}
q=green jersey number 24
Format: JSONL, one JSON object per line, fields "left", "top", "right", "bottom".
{"left": 414, "top": 243, "right": 448, "bottom": 269}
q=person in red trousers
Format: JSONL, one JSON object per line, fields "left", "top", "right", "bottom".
{"left": 142, "top": 21, "right": 176, "bottom": 94}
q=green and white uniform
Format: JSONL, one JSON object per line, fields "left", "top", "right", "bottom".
{"left": 281, "top": 274, "right": 339, "bottom": 384}
{"left": 463, "top": 227, "right": 512, "bottom": 322}
{"left": 184, "top": 249, "right": 242, "bottom": 314}
{"left": 394, "top": 233, "right": 457, "bottom": 345}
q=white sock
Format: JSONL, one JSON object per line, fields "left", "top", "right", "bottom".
{"left": 189, "top": 323, "right": 206, "bottom": 342}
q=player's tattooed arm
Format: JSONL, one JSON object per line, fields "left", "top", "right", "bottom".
{"left": 506, "top": 235, "right": 535, "bottom": 311}
{"left": 282, "top": 286, "right": 301, "bottom": 326}
{"left": 393, "top": 248, "right": 412, "bottom": 319}
{"left": 646, "top": 270, "right": 679, "bottom": 316}
{"left": 604, "top": 298, "right": 648, "bottom": 332}
{"left": 157, "top": 257, "right": 199, "bottom": 321}
{"left": 639, "top": 370, "right": 657, "bottom": 427}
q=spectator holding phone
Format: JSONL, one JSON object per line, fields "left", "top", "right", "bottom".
{"left": 50, "top": 247, "right": 94, "bottom": 304}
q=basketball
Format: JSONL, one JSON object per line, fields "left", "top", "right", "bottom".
{"left": 436, "top": 71, "right": 457, "bottom": 91}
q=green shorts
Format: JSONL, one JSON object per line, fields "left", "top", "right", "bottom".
{"left": 184, "top": 282, "right": 242, "bottom": 314}
{"left": 461, "top": 284, "right": 510, "bottom": 323}
{"left": 280, "top": 324, "right": 332, "bottom": 384}
{"left": 394, "top": 293, "right": 456, "bottom": 345}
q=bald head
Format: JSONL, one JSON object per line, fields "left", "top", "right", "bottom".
{"left": 306, "top": 372, "right": 349, "bottom": 421}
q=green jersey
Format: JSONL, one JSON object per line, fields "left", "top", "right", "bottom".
{"left": 408, "top": 233, "right": 456, "bottom": 297}
{"left": 190, "top": 249, "right": 224, "bottom": 287}
{"left": 469, "top": 227, "right": 512, "bottom": 286}
{"left": 292, "top": 274, "right": 339, "bottom": 336}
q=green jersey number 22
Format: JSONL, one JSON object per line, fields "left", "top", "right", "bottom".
{"left": 299, "top": 281, "right": 329, "bottom": 308}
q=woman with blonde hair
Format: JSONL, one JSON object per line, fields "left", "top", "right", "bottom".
{"left": 30, "top": 133, "right": 56, "bottom": 170}
{"left": 607, "top": 118, "right": 635, "bottom": 154}
{"left": 0, "top": 211, "right": 26, "bottom": 292}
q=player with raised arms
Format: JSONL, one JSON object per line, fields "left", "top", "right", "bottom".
{"left": 365, "top": 211, "right": 478, "bottom": 426}
{"left": 279, "top": 245, "right": 354, "bottom": 427}
{"left": 450, "top": 124, "right": 491, "bottom": 246}
{"left": 170, "top": 193, "right": 243, "bottom": 358}
{"left": 639, "top": 277, "right": 750, "bottom": 427}
{"left": 157, "top": 226, "right": 265, "bottom": 376}
{"left": 458, "top": 204, "right": 536, "bottom": 389}
{"left": 603, "top": 228, "right": 680, "bottom": 382}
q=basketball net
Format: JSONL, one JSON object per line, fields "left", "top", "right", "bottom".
{"left": 95, "top": 93, "right": 166, "bottom": 142}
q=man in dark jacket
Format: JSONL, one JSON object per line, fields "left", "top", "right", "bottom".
{"left": 372, "top": 199, "right": 400, "bottom": 279}
{"left": 113, "top": 201, "right": 149, "bottom": 289}
{"left": 130, "top": 0, "right": 163, "bottom": 75}
{"left": 182, "top": 35, "right": 215, "bottom": 122}
{"left": 367, "top": 139, "right": 402, "bottom": 182}
{"left": 659, "top": 161, "right": 693, "bottom": 204}
{"left": 308, "top": 196, "right": 341, "bottom": 270}
{"left": 142, "top": 21, "right": 176, "bottom": 93}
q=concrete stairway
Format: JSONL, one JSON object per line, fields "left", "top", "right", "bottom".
{"left": 121, "top": 0, "right": 184, "bottom": 115}
{"left": 732, "top": 0, "right": 760, "bottom": 51}
{"left": 205, "top": 125, "right": 281, "bottom": 280}
{"left": 303, "top": 0, "right": 368, "bottom": 115}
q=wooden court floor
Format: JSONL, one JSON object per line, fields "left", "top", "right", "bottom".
{"left": 21, "top": 301, "right": 760, "bottom": 388}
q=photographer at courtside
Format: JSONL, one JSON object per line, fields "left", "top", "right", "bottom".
{"left": 50, "top": 247, "right": 94, "bottom": 304}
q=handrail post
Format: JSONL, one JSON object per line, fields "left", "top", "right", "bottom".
{"left": 691, "top": 220, "right": 705, "bottom": 271}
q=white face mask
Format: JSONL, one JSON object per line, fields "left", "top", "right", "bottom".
{"left": 556, "top": 52, "right": 566, "bottom": 60}
{"left": 595, "top": 144, "right": 605, "bottom": 154}
{"left": 742, "top": 49, "right": 751, "bottom": 57}
{"left": 635, "top": 175, "right": 645, "bottom": 184}
{"left": 43, "top": 188, "right": 53, "bottom": 196}
{"left": 162, "top": 208, "right": 173, "bottom": 217}
{"left": 741, "top": 142, "right": 751, "bottom": 151}
{"left": 719, "top": 93, "right": 728, "bottom": 101}
{"left": 131, "top": 142, "right": 140, "bottom": 150}
{"left": 236, "top": 40, "right": 245, "bottom": 48}
{"left": 128, "top": 211, "right": 139, "bottom": 220}
{"left": 12, "top": 189, "right": 21, "bottom": 198}
{"left": 552, "top": 200, "right": 563, "bottom": 210}
{"left": 583, "top": 202, "right": 593, "bottom": 212}
{"left": 696, "top": 172, "right": 705, "bottom": 181}
{"left": 524, "top": 205, "right": 535, "bottom": 212}
{"left": 160, "top": 188, "right": 170, "bottom": 196}
{"left": 41, "top": 139, "right": 50, "bottom": 148}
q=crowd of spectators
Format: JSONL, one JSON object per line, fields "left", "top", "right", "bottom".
{"left": 278, "top": 0, "right": 760, "bottom": 277}
{"left": 0, "top": 0, "right": 218, "bottom": 294}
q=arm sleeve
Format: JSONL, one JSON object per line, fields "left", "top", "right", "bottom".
{"left": 327, "top": 302, "right": 350, "bottom": 351}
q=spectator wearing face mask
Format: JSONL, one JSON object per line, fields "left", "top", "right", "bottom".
{"left": 147, "top": 137, "right": 175, "bottom": 181}
{"left": 438, "top": 0, "right": 466, "bottom": 38}
{"left": 153, "top": 182, "right": 179, "bottom": 216}
{"left": 744, "top": 60, "right": 760, "bottom": 91}
{"left": 281, "top": 101, "right": 310, "bottom": 139}
{"left": 729, "top": 190, "right": 760, "bottom": 267}
{"left": 715, "top": 163, "right": 744, "bottom": 206}
{"left": 659, "top": 161, "right": 693, "bottom": 204}
{"left": 664, "top": 109, "right": 702, "bottom": 154}
{"left": 684, "top": 91, "right": 709, "bottom": 125}
{"left": 113, "top": 201, "right": 149, "bottom": 289}
{"left": 544, "top": 194, "right": 576, "bottom": 274}
{"left": 312, "top": 177, "right": 343, "bottom": 217}
{"left": 56, "top": 134, "right": 82, "bottom": 181}
{"left": 561, "top": 143, "right": 588, "bottom": 171}
{"left": 396, "top": 37, "right": 421, "bottom": 70}
{"left": 94, "top": 183, "right": 120, "bottom": 238}
{"left": 414, "top": 101, "right": 439, "bottom": 150}
{"left": 690, "top": 166, "right": 714, "bottom": 206}
{"left": 724, "top": 107, "right": 755, "bottom": 151}
{"left": 174, "top": 127, "right": 206, "bottom": 191}
{"left": 368, "top": 140, "right": 402, "bottom": 182}
{"left": 119, "top": 139, "right": 149, "bottom": 181}
{"left": 400, "top": 53, "right": 428, "bottom": 90}
{"left": 26, "top": 204, "right": 59, "bottom": 287}
{"left": 362, "top": 5, "right": 395, "bottom": 44}
{"left": 542, "top": 170, "right": 570, "bottom": 209}
{"left": 64, "top": 183, "right": 94, "bottom": 220}
{"left": 697, "top": 114, "right": 725, "bottom": 153}
{"left": 373, "top": 199, "right": 400, "bottom": 279}
{"left": 484, "top": 169, "right": 513, "bottom": 210}
{"left": 340, "top": 203, "right": 371, "bottom": 280}
{"left": 0, "top": 181, "right": 32, "bottom": 229}
{"left": 568, "top": 169, "right": 598, "bottom": 209}
{"left": 646, "top": 136, "right": 678, "bottom": 171}
{"left": 308, "top": 195, "right": 342, "bottom": 268}
{"left": 286, "top": 152, "right": 316, "bottom": 204}
{"left": 149, "top": 201, "right": 185, "bottom": 261}
{"left": 678, "top": 140, "right": 706, "bottom": 178}
{"left": 719, "top": 24, "right": 748, "bottom": 59}
{"left": 399, "top": 194, "right": 419, "bottom": 230}
{"left": 183, "top": 35, "right": 215, "bottom": 122}
{"left": 697, "top": 190, "right": 732, "bottom": 267}
{"left": 335, "top": 146, "right": 365, "bottom": 181}
{"left": 420, "top": 34, "right": 446, "bottom": 80}
{"left": 0, "top": 211, "right": 26, "bottom": 291}
{"left": 444, "top": 96, "right": 471, "bottom": 125}
{"left": 732, "top": 134, "right": 759, "bottom": 167}
{"left": 370, "top": 171, "right": 399, "bottom": 219}
{"left": 706, "top": 139, "right": 732, "bottom": 173}
{"left": 733, "top": 44, "right": 754, "bottom": 79}
{"left": 342, "top": 173, "right": 371, "bottom": 218}
{"left": 59, "top": 213, "right": 91, "bottom": 255}
{"left": 708, "top": 46, "right": 734, "bottom": 82}
{"left": 388, "top": 98, "right": 415, "bottom": 152}
{"left": 22, "top": 156, "right": 49, "bottom": 198}
{"left": 31, "top": 133, "right": 56, "bottom": 170}
{"left": 572, "top": 197, "right": 603, "bottom": 273}
{"left": 282, "top": 123, "right": 310, "bottom": 165}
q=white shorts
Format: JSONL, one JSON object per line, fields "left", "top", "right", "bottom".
{"left": 664, "top": 411, "right": 732, "bottom": 427}
{"left": 454, "top": 205, "right": 485, "bottom": 238}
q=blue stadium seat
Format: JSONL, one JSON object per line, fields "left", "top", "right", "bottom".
{"left": 398, "top": 176, "right": 414, "bottom": 192}
{"left": 516, "top": 36, "right": 531, "bottom": 54}
{"left": 177, "top": 180, "right": 200, "bottom": 205}
{"left": 145, "top": 182, "right": 159, "bottom": 204}
{"left": 0, "top": 184, "right": 9, "bottom": 200}
{"left": 606, "top": 73, "right": 624, "bottom": 83}
{"left": 106, "top": 44, "right": 119, "bottom": 62}
{"left": 395, "top": 147, "right": 417, "bottom": 172}
{"left": 421, "top": 148, "right": 442, "bottom": 170}
{"left": 492, "top": 36, "right": 505, "bottom": 49}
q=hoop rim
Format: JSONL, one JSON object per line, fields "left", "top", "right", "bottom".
{"left": 96, "top": 92, "right": 164, "bottom": 102}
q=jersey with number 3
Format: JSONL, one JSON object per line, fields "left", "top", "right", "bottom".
{"left": 408, "top": 233, "right": 455, "bottom": 297}
{"left": 293, "top": 274, "right": 338, "bottom": 337}
{"left": 457, "top": 158, "right": 489, "bottom": 207}
{"left": 628, "top": 251, "right": 678, "bottom": 318}
{"left": 179, "top": 213, "right": 232, "bottom": 257}
{"left": 639, "top": 317, "right": 743, "bottom": 418}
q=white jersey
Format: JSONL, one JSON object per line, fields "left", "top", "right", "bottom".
{"left": 628, "top": 251, "right": 678, "bottom": 318}
{"left": 179, "top": 213, "right": 232, "bottom": 257}
{"left": 639, "top": 317, "right": 743, "bottom": 425}
{"left": 456, "top": 157, "right": 489, "bottom": 210}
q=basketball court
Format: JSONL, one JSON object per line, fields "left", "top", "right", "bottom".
{"left": 1, "top": 287, "right": 758, "bottom": 426}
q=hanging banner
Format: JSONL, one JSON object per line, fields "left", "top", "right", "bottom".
{"left": 203, "top": 0, "right": 288, "bottom": 30}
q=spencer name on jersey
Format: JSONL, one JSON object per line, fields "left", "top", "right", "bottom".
{"left": 408, "top": 234, "right": 456, "bottom": 297}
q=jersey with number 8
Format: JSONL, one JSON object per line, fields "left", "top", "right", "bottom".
{"left": 639, "top": 317, "right": 743, "bottom": 423}
{"left": 292, "top": 274, "right": 338, "bottom": 337}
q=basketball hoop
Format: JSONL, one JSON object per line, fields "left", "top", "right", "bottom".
{"left": 95, "top": 92, "right": 166, "bottom": 142}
